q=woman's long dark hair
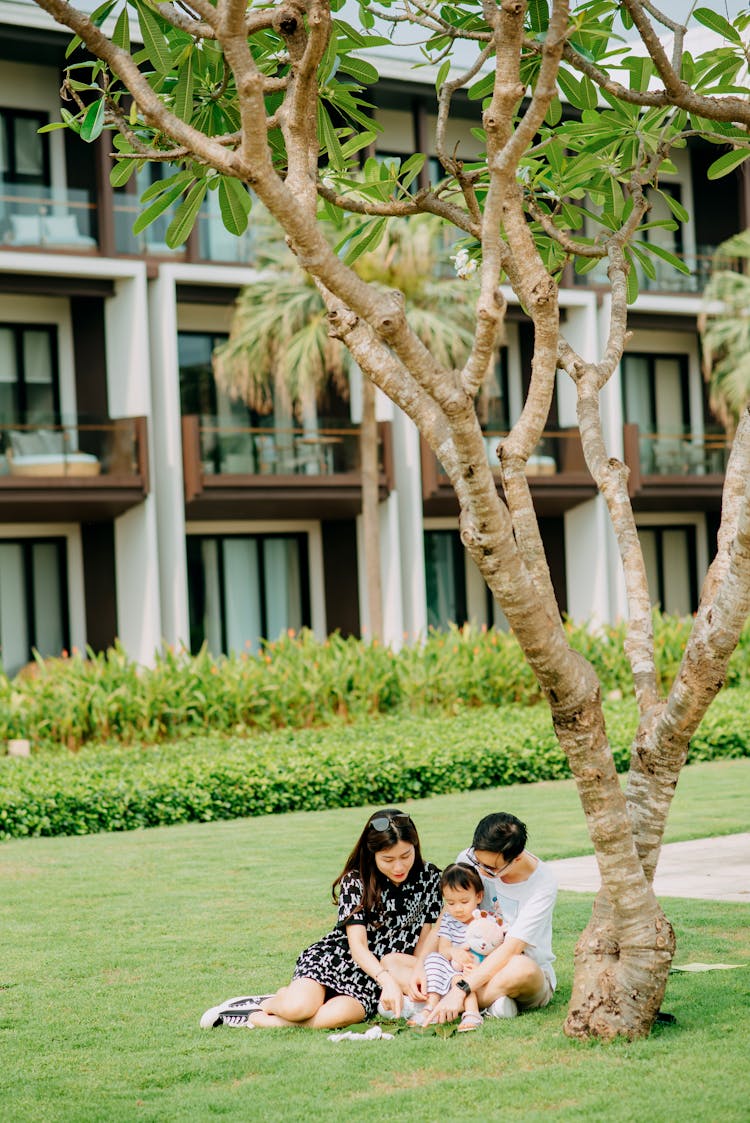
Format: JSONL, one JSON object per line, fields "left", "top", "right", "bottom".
{"left": 332, "top": 807, "right": 424, "bottom": 919}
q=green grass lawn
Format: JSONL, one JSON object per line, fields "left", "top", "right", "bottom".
{"left": 1, "top": 759, "right": 749, "bottom": 1123}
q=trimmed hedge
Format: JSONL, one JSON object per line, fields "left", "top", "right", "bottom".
{"left": 4, "top": 613, "right": 750, "bottom": 751}
{"left": 2, "top": 690, "right": 748, "bottom": 840}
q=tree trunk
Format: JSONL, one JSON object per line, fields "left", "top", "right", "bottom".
{"left": 565, "top": 893, "right": 675, "bottom": 1040}
{"left": 360, "top": 374, "right": 383, "bottom": 642}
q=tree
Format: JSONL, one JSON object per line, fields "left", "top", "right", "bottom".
{"left": 701, "top": 230, "right": 750, "bottom": 436}
{"left": 212, "top": 212, "right": 479, "bottom": 641}
{"left": 34, "top": 0, "right": 750, "bottom": 1040}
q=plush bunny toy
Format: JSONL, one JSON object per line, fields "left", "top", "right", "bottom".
{"left": 462, "top": 909, "right": 506, "bottom": 963}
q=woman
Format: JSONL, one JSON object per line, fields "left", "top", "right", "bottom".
{"left": 200, "top": 808, "right": 441, "bottom": 1030}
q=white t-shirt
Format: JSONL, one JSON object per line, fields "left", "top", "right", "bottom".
{"left": 456, "top": 850, "right": 558, "bottom": 989}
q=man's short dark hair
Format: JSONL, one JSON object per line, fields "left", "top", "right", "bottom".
{"left": 472, "top": 813, "right": 527, "bottom": 860}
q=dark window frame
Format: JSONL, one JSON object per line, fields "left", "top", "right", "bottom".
{"left": 0, "top": 106, "right": 51, "bottom": 186}
{"left": 0, "top": 321, "right": 60, "bottom": 425}
{"left": 639, "top": 522, "right": 698, "bottom": 614}
{"left": 186, "top": 531, "right": 311, "bottom": 655}
{"left": 0, "top": 536, "right": 70, "bottom": 674}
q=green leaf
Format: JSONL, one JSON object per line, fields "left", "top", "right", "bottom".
{"left": 132, "top": 178, "right": 190, "bottom": 235}
{"left": 435, "top": 59, "right": 450, "bottom": 95}
{"left": 140, "top": 168, "right": 193, "bottom": 203}
{"left": 694, "top": 7, "right": 742, "bottom": 43}
{"left": 110, "top": 159, "right": 138, "bottom": 188}
{"left": 656, "top": 189, "right": 690, "bottom": 224}
{"left": 468, "top": 72, "right": 495, "bottom": 101}
{"left": 318, "top": 103, "right": 345, "bottom": 171}
{"left": 638, "top": 241, "right": 691, "bottom": 275}
{"left": 135, "top": 0, "right": 173, "bottom": 75}
{"left": 398, "top": 153, "right": 426, "bottom": 192}
{"left": 111, "top": 6, "right": 130, "bottom": 52}
{"left": 80, "top": 99, "right": 105, "bottom": 143}
{"left": 527, "top": 0, "right": 549, "bottom": 33}
{"left": 545, "top": 95, "right": 562, "bottom": 127}
{"left": 166, "top": 179, "right": 208, "bottom": 248}
{"left": 217, "top": 177, "right": 252, "bottom": 236}
{"left": 338, "top": 55, "right": 379, "bottom": 85}
{"left": 625, "top": 255, "right": 640, "bottom": 303}
{"left": 556, "top": 68, "right": 582, "bottom": 109}
{"left": 707, "top": 147, "right": 750, "bottom": 179}
{"left": 172, "top": 52, "right": 194, "bottom": 121}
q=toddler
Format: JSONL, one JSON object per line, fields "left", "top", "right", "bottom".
{"left": 414, "top": 862, "right": 492, "bottom": 1032}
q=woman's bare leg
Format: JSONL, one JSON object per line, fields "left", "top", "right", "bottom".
{"left": 249, "top": 979, "right": 326, "bottom": 1026}
{"left": 249, "top": 981, "right": 365, "bottom": 1030}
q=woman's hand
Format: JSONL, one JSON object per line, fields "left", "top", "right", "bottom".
{"left": 378, "top": 973, "right": 404, "bottom": 1018}
{"left": 406, "top": 964, "right": 428, "bottom": 1001}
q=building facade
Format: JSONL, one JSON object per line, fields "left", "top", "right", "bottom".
{"left": 1, "top": 1, "right": 747, "bottom": 674}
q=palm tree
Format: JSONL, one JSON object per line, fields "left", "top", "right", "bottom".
{"left": 213, "top": 212, "right": 482, "bottom": 641}
{"left": 700, "top": 229, "right": 750, "bottom": 436}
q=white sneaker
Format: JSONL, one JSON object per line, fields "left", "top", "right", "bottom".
{"left": 199, "top": 995, "right": 272, "bottom": 1028}
{"left": 484, "top": 996, "right": 518, "bottom": 1019}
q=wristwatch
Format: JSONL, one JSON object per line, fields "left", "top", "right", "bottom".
{"left": 454, "top": 978, "right": 472, "bottom": 996}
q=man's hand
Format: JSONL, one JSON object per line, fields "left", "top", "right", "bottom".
{"left": 422, "top": 983, "right": 466, "bottom": 1026}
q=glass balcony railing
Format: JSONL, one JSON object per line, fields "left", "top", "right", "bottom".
{"left": 0, "top": 417, "right": 147, "bottom": 479}
{"left": 573, "top": 244, "right": 740, "bottom": 294}
{"left": 0, "top": 184, "right": 97, "bottom": 250}
{"left": 196, "top": 206, "right": 257, "bottom": 264}
{"left": 114, "top": 195, "right": 184, "bottom": 257}
{"left": 482, "top": 429, "right": 588, "bottom": 476}
{"left": 634, "top": 427, "right": 731, "bottom": 476}
{"left": 193, "top": 418, "right": 366, "bottom": 477}
{"left": 114, "top": 193, "right": 257, "bottom": 261}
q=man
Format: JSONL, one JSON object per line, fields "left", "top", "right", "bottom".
{"left": 423, "top": 812, "right": 557, "bottom": 1022}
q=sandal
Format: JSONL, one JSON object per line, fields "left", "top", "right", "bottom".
{"left": 457, "top": 1012, "right": 483, "bottom": 1032}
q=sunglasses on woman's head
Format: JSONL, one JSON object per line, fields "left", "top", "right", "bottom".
{"left": 369, "top": 813, "right": 413, "bottom": 832}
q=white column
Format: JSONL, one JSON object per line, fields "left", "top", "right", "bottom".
{"left": 146, "top": 271, "right": 190, "bottom": 647}
{"left": 105, "top": 272, "right": 165, "bottom": 662}
{"left": 392, "top": 410, "right": 427, "bottom": 642}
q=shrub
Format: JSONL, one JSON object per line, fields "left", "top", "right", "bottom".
{"left": 1, "top": 691, "right": 747, "bottom": 840}
{"left": 6, "top": 613, "right": 750, "bottom": 752}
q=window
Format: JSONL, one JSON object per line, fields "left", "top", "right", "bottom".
{"left": 639, "top": 525, "right": 697, "bottom": 616}
{"left": 0, "top": 538, "right": 69, "bottom": 677}
{"left": 178, "top": 331, "right": 257, "bottom": 473}
{"left": 0, "top": 324, "right": 59, "bottom": 425}
{"left": 424, "top": 530, "right": 467, "bottom": 631}
{"left": 0, "top": 108, "right": 49, "bottom": 186}
{"left": 621, "top": 353, "right": 690, "bottom": 474}
{"left": 187, "top": 533, "right": 310, "bottom": 655}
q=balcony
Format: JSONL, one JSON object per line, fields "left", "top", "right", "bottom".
{"left": 422, "top": 429, "right": 596, "bottom": 517}
{"left": 573, "top": 244, "right": 741, "bottom": 295}
{"left": 0, "top": 417, "right": 149, "bottom": 520}
{"left": 623, "top": 422, "right": 730, "bottom": 511}
{"left": 0, "top": 184, "right": 98, "bottom": 253}
{"left": 181, "top": 416, "right": 394, "bottom": 519}
{"left": 113, "top": 195, "right": 257, "bottom": 263}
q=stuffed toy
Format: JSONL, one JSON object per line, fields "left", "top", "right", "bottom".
{"left": 462, "top": 909, "right": 506, "bottom": 963}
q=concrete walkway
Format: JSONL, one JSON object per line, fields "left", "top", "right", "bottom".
{"left": 548, "top": 832, "right": 750, "bottom": 903}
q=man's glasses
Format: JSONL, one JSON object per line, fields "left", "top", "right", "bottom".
{"left": 466, "top": 847, "right": 514, "bottom": 879}
{"left": 369, "top": 813, "right": 413, "bottom": 832}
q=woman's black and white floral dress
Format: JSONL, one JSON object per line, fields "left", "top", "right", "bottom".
{"left": 292, "top": 861, "right": 442, "bottom": 1017}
